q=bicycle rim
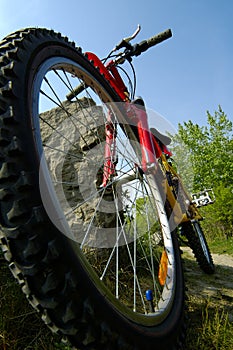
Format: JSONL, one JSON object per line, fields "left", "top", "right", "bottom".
{"left": 33, "top": 56, "right": 177, "bottom": 324}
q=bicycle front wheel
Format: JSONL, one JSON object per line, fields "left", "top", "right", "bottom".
{"left": 0, "top": 27, "right": 186, "bottom": 349}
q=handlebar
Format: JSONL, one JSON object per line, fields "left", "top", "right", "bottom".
{"left": 66, "top": 28, "right": 172, "bottom": 100}
{"left": 146, "top": 29, "right": 172, "bottom": 49}
{"left": 114, "top": 28, "right": 172, "bottom": 64}
{"left": 130, "top": 29, "right": 172, "bottom": 57}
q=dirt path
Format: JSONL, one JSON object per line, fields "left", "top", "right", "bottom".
{"left": 212, "top": 252, "right": 233, "bottom": 268}
{"left": 182, "top": 247, "right": 233, "bottom": 321}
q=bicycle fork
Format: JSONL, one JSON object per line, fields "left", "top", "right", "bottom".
{"left": 102, "top": 111, "right": 118, "bottom": 188}
{"left": 101, "top": 99, "right": 162, "bottom": 188}
{"left": 101, "top": 99, "right": 201, "bottom": 226}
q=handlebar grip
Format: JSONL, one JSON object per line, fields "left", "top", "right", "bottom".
{"left": 147, "top": 29, "right": 172, "bottom": 48}
{"left": 133, "top": 29, "right": 172, "bottom": 57}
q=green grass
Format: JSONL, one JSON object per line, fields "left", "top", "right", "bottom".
{"left": 209, "top": 237, "right": 233, "bottom": 256}
{"left": 185, "top": 297, "right": 233, "bottom": 350}
{"left": 1, "top": 236, "right": 232, "bottom": 349}
{"left": 184, "top": 235, "right": 233, "bottom": 349}
{"left": 0, "top": 258, "right": 72, "bottom": 350}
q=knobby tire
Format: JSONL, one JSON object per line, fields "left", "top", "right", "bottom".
{"left": 0, "top": 28, "right": 187, "bottom": 350}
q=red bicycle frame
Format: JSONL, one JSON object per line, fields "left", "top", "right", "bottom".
{"left": 85, "top": 52, "right": 166, "bottom": 187}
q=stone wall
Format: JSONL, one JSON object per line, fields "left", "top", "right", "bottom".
{"left": 40, "top": 98, "right": 120, "bottom": 248}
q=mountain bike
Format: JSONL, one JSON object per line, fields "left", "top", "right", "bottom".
{"left": 0, "top": 26, "right": 214, "bottom": 350}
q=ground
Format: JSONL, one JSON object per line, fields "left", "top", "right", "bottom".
{"left": 183, "top": 246, "right": 233, "bottom": 322}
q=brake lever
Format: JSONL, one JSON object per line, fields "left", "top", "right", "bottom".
{"left": 113, "top": 24, "right": 141, "bottom": 52}
{"left": 125, "top": 24, "right": 141, "bottom": 42}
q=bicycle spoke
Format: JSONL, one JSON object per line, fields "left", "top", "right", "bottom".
{"left": 80, "top": 188, "right": 107, "bottom": 249}
{"left": 35, "top": 59, "right": 176, "bottom": 319}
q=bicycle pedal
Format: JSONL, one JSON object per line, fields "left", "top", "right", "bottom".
{"left": 191, "top": 189, "right": 215, "bottom": 207}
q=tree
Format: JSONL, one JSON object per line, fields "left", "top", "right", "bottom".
{"left": 170, "top": 106, "right": 233, "bottom": 238}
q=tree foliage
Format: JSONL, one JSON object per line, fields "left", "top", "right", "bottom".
{"left": 171, "top": 106, "right": 233, "bottom": 238}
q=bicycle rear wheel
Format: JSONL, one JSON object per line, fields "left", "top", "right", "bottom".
{"left": 0, "top": 28, "right": 186, "bottom": 349}
{"left": 180, "top": 221, "right": 215, "bottom": 274}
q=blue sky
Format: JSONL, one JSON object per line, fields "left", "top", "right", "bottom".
{"left": 0, "top": 0, "right": 232, "bottom": 130}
